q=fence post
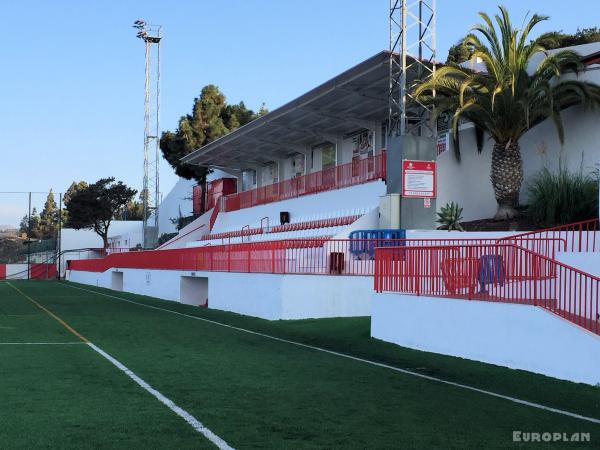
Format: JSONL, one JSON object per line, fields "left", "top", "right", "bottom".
{"left": 247, "top": 245, "right": 251, "bottom": 273}
{"left": 533, "top": 254, "right": 538, "bottom": 306}
{"left": 271, "top": 243, "right": 275, "bottom": 274}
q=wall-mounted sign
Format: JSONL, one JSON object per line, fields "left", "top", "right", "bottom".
{"left": 292, "top": 153, "right": 305, "bottom": 177}
{"left": 352, "top": 130, "right": 373, "bottom": 158}
{"left": 402, "top": 160, "right": 436, "bottom": 198}
{"left": 436, "top": 112, "right": 450, "bottom": 155}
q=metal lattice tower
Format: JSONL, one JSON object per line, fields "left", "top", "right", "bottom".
{"left": 134, "top": 20, "right": 162, "bottom": 248}
{"left": 388, "top": 0, "right": 436, "bottom": 137}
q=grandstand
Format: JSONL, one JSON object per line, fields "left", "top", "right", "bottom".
{"left": 64, "top": 42, "right": 600, "bottom": 388}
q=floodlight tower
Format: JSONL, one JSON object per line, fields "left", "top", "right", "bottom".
{"left": 388, "top": 0, "right": 436, "bottom": 137}
{"left": 134, "top": 19, "right": 162, "bottom": 248}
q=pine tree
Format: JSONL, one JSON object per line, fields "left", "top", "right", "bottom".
{"left": 160, "top": 85, "right": 264, "bottom": 214}
{"left": 39, "top": 190, "right": 58, "bottom": 239}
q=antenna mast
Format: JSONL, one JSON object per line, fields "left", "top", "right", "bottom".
{"left": 388, "top": 0, "right": 436, "bottom": 137}
{"left": 134, "top": 19, "right": 162, "bottom": 248}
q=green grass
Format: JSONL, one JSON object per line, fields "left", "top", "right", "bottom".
{"left": 1, "top": 280, "right": 599, "bottom": 449}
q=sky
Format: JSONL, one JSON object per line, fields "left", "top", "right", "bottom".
{"left": 0, "top": 0, "right": 597, "bottom": 226}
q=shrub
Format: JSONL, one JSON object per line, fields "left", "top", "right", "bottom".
{"left": 436, "top": 202, "right": 465, "bottom": 231}
{"left": 526, "top": 167, "right": 599, "bottom": 228}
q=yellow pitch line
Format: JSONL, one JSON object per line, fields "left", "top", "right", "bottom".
{"left": 6, "top": 282, "right": 89, "bottom": 343}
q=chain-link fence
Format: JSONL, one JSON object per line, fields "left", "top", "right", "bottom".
{"left": 0, "top": 191, "right": 63, "bottom": 279}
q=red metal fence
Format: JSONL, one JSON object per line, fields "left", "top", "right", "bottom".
{"left": 220, "top": 151, "right": 387, "bottom": 212}
{"left": 374, "top": 243, "right": 600, "bottom": 335}
{"left": 192, "top": 185, "right": 203, "bottom": 216}
{"left": 69, "top": 236, "right": 563, "bottom": 275}
{"left": 502, "top": 218, "right": 599, "bottom": 253}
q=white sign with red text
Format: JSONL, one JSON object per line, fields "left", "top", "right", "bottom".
{"left": 402, "top": 160, "right": 437, "bottom": 198}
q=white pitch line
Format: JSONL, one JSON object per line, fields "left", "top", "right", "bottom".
{"left": 0, "top": 342, "right": 85, "bottom": 345}
{"left": 8, "top": 282, "right": 233, "bottom": 450}
{"left": 64, "top": 282, "right": 600, "bottom": 425}
{"left": 87, "top": 342, "right": 235, "bottom": 450}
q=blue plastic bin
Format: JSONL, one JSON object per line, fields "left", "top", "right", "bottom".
{"left": 349, "top": 229, "right": 406, "bottom": 259}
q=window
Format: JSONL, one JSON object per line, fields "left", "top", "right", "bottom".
{"left": 321, "top": 144, "right": 336, "bottom": 169}
{"left": 242, "top": 169, "right": 257, "bottom": 191}
{"left": 262, "top": 162, "right": 278, "bottom": 185}
{"left": 292, "top": 153, "right": 305, "bottom": 177}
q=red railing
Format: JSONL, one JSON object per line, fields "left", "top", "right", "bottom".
{"left": 192, "top": 185, "right": 203, "bottom": 216}
{"left": 501, "top": 218, "right": 600, "bottom": 253}
{"left": 209, "top": 203, "right": 220, "bottom": 232}
{"left": 104, "top": 247, "right": 134, "bottom": 255}
{"left": 374, "top": 243, "right": 600, "bottom": 335}
{"left": 68, "top": 237, "right": 562, "bottom": 276}
{"left": 220, "top": 151, "right": 387, "bottom": 212}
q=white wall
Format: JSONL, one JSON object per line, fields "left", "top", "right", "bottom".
{"left": 556, "top": 252, "right": 600, "bottom": 277}
{"left": 437, "top": 65, "right": 600, "bottom": 221}
{"left": 214, "top": 180, "right": 386, "bottom": 232}
{"left": 157, "top": 207, "right": 214, "bottom": 249}
{"left": 406, "top": 230, "right": 521, "bottom": 240}
{"left": 67, "top": 268, "right": 372, "bottom": 320}
{"left": 156, "top": 177, "right": 196, "bottom": 236}
{"left": 6, "top": 264, "right": 28, "bottom": 279}
{"left": 60, "top": 228, "right": 103, "bottom": 251}
{"left": 156, "top": 170, "right": 237, "bottom": 236}
{"left": 371, "top": 292, "right": 600, "bottom": 385}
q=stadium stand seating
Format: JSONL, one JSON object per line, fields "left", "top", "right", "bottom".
{"left": 189, "top": 207, "right": 372, "bottom": 247}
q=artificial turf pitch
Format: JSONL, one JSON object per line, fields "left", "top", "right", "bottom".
{"left": 1, "top": 280, "right": 599, "bottom": 449}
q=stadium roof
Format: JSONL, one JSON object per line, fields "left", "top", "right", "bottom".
{"left": 182, "top": 51, "right": 414, "bottom": 170}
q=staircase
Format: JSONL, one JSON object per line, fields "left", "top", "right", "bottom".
{"left": 375, "top": 219, "right": 600, "bottom": 336}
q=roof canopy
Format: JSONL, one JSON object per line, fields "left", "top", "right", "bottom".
{"left": 182, "top": 51, "right": 415, "bottom": 170}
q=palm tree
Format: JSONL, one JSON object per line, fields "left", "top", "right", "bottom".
{"left": 415, "top": 6, "right": 600, "bottom": 219}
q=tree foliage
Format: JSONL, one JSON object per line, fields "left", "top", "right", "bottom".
{"left": 17, "top": 191, "right": 60, "bottom": 240}
{"left": 446, "top": 39, "right": 474, "bottom": 64}
{"left": 39, "top": 190, "right": 58, "bottom": 239}
{"left": 19, "top": 207, "right": 41, "bottom": 239}
{"left": 116, "top": 196, "right": 146, "bottom": 221}
{"left": 447, "top": 27, "right": 600, "bottom": 65}
{"left": 160, "top": 85, "right": 265, "bottom": 213}
{"left": 539, "top": 27, "right": 600, "bottom": 50}
{"left": 417, "top": 6, "right": 600, "bottom": 218}
{"left": 66, "top": 178, "right": 137, "bottom": 248}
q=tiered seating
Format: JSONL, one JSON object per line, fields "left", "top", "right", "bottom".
{"left": 191, "top": 207, "right": 373, "bottom": 248}
{"left": 201, "top": 227, "right": 262, "bottom": 241}
{"left": 268, "top": 215, "right": 360, "bottom": 233}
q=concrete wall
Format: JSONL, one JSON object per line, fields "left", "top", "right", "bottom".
{"left": 67, "top": 268, "right": 372, "bottom": 320}
{"left": 371, "top": 292, "right": 600, "bottom": 385}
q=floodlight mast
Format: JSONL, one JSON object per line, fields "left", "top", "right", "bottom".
{"left": 388, "top": 0, "right": 436, "bottom": 137}
{"left": 133, "top": 19, "right": 162, "bottom": 248}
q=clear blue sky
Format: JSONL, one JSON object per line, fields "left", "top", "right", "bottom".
{"left": 0, "top": 0, "right": 596, "bottom": 226}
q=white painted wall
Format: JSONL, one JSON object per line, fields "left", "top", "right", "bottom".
{"left": 156, "top": 177, "right": 196, "bottom": 236}
{"left": 213, "top": 180, "right": 386, "bottom": 232}
{"left": 437, "top": 63, "right": 600, "bottom": 221}
{"left": 156, "top": 170, "right": 237, "bottom": 236}
{"left": 158, "top": 207, "right": 213, "bottom": 249}
{"left": 371, "top": 292, "right": 600, "bottom": 385}
{"left": 556, "top": 252, "right": 600, "bottom": 278}
{"left": 108, "top": 225, "right": 143, "bottom": 250}
{"left": 60, "top": 228, "right": 103, "bottom": 251}
{"left": 6, "top": 264, "right": 28, "bottom": 279}
{"left": 406, "top": 230, "right": 521, "bottom": 240}
{"left": 67, "top": 268, "right": 372, "bottom": 320}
